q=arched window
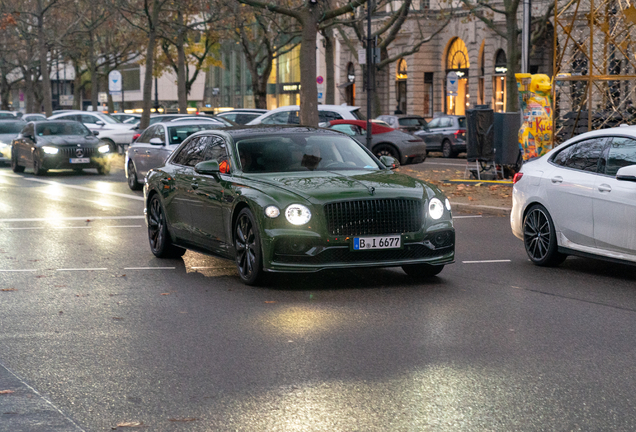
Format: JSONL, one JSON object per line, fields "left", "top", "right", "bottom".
{"left": 396, "top": 58, "right": 408, "bottom": 113}
{"left": 445, "top": 38, "right": 470, "bottom": 115}
{"left": 493, "top": 49, "right": 507, "bottom": 112}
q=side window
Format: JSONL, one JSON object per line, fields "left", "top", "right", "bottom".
{"left": 441, "top": 117, "right": 453, "bottom": 128}
{"left": 605, "top": 137, "right": 636, "bottom": 176}
{"left": 152, "top": 126, "right": 166, "bottom": 143}
{"left": 319, "top": 111, "right": 343, "bottom": 123}
{"left": 289, "top": 111, "right": 300, "bottom": 124}
{"left": 561, "top": 138, "right": 606, "bottom": 172}
{"left": 427, "top": 118, "right": 440, "bottom": 129}
{"left": 22, "top": 123, "right": 34, "bottom": 137}
{"left": 81, "top": 115, "right": 97, "bottom": 124}
{"left": 330, "top": 124, "right": 358, "bottom": 136}
{"left": 262, "top": 111, "right": 290, "bottom": 124}
{"left": 172, "top": 137, "right": 204, "bottom": 166}
{"left": 205, "top": 136, "right": 230, "bottom": 174}
{"left": 137, "top": 127, "right": 155, "bottom": 143}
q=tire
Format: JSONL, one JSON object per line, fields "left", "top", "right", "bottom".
{"left": 442, "top": 140, "right": 456, "bottom": 158}
{"left": 147, "top": 195, "right": 186, "bottom": 258}
{"left": 402, "top": 264, "right": 445, "bottom": 277}
{"left": 127, "top": 161, "right": 142, "bottom": 190}
{"left": 234, "top": 208, "right": 266, "bottom": 286}
{"left": 374, "top": 144, "right": 399, "bottom": 161}
{"left": 33, "top": 155, "right": 47, "bottom": 176}
{"left": 11, "top": 149, "right": 24, "bottom": 173}
{"left": 523, "top": 204, "right": 567, "bottom": 267}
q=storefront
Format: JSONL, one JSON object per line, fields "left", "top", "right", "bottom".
{"left": 445, "top": 38, "right": 470, "bottom": 115}
{"left": 493, "top": 49, "right": 507, "bottom": 112}
{"left": 396, "top": 59, "right": 407, "bottom": 113}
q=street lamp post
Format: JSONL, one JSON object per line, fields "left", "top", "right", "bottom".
{"left": 366, "top": 0, "right": 374, "bottom": 150}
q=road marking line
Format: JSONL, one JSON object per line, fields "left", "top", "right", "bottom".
{"left": 23, "top": 178, "right": 145, "bottom": 201}
{"left": 56, "top": 268, "right": 108, "bottom": 271}
{"left": 453, "top": 215, "right": 483, "bottom": 219}
{"left": 0, "top": 269, "right": 38, "bottom": 272}
{"left": 462, "top": 259, "right": 512, "bottom": 264}
{"left": 124, "top": 267, "right": 176, "bottom": 270}
{"left": 0, "top": 215, "right": 144, "bottom": 222}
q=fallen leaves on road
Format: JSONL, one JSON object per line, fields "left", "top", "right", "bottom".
{"left": 113, "top": 274, "right": 126, "bottom": 278}
{"left": 115, "top": 421, "right": 143, "bottom": 427}
{"left": 1, "top": 288, "right": 17, "bottom": 292}
{"left": 35, "top": 275, "right": 48, "bottom": 278}
{"left": 168, "top": 418, "right": 198, "bottom": 422}
{"left": 0, "top": 390, "right": 15, "bottom": 394}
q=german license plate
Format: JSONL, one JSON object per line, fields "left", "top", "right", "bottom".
{"left": 70, "top": 158, "right": 90, "bottom": 164}
{"left": 353, "top": 236, "right": 401, "bottom": 250}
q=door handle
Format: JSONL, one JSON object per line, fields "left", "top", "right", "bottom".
{"left": 598, "top": 184, "right": 612, "bottom": 193}
{"left": 551, "top": 176, "right": 563, "bottom": 184}
{"left": 191, "top": 182, "right": 199, "bottom": 190}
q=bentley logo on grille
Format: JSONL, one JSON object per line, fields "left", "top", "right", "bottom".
{"left": 75, "top": 148, "right": 84, "bottom": 157}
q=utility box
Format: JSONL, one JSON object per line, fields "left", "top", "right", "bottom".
{"left": 466, "top": 107, "right": 494, "bottom": 161}
{"left": 493, "top": 112, "right": 521, "bottom": 165}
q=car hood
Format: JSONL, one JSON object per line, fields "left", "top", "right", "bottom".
{"left": 245, "top": 169, "right": 439, "bottom": 204}
{"left": 35, "top": 135, "right": 101, "bottom": 147}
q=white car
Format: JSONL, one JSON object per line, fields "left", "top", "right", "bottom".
{"left": 246, "top": 104, "right": 364, "bottom": 126}
{"left": 511, "top": 126, "right": 636, "bottom": 267}
{"left": 49, "top": 110, "right": 136, "bottom": 152}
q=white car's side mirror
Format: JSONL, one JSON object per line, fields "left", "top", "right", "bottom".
{"left": 616, "top": 164, "right": 636, "bottom": 182}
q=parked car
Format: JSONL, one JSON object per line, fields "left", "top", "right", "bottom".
{"left": 143, "top": 126, "right": 454, "bottom": 285}
{"left": 10, "top": 120, "right": 111, "bottom": 175}
{"left": 247, "top": 104, "right": 364, "bottom": 125}
{"left": 0, "top": 120, "right": 26, "bottom": 164}
{"left": 0, "top": 111, "right": 19, "bottom": 119}
{"left": 48, "top": 110, "right": 136, "bottom": 153}
{"left": 217, "top": 109, "right": 268, "bottom": 125}
{"left": 111, "top": 113, "right": 141, "bottom": 124}
{"left": 22, "top": 114, "right": 47, "bottom": 122}
{"left": 328, "top": 119, "right": 426, "bottom": 165}
{"left": 125, "top": 121, "right": 227, "bottom": 190}
{"left": 375, "top": 114, "right": 428, "bottom": 134}
{"left": 511, "top": 126, "right": 636, "bottom": 268}
{"left": 415, "top": 115, "right": 466, "bottom": 158}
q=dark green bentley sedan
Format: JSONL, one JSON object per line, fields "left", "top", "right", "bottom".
{"left": 144, "top": 126, "right": 455, "bottom": 285}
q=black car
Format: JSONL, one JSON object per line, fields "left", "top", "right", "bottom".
{"left": 11, "top": 121, "right": 112, "bottom": 175}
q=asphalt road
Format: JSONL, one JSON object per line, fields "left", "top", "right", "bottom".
{"left": 2, "top": 160, "right": 636, "bottom": 431}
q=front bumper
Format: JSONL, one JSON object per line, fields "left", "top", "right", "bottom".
{"left": 41, "top": 154, "right": 112, "bottom": 170}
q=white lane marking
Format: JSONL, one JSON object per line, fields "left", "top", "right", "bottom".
{"left": 0, "top": 215, "right": 144, "bottom": 222}
{"left": 124, "top": 267, "right": 176, "bottom": 270}
{"left": 453, "top": 215, "right": 483, "bottom": 219}
{"left": 23, "top": 178, "right": 144, "bottom": 201}
{"left": 0, "top": 269, "right": 38, "bottom": 272}
{"left": 0, "top": 360, "right": 86, "bottom": 432}
{"left": 462, "top": 259, "right": 512, "bottom": 264}
{"left": 56, "top": 268, "right": 108, "bottom": 271}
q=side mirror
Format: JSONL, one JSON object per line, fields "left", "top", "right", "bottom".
{"left": 616, "top": 165, "right": 636, "bottom": 182}
{"left": 95, "top": 120, "right": 105, "bottom": 126}
{"left": 149, "top": 137, "right": 164, "bottom": 145}
{"left": 379, "top": 155, "right": 400, "bottom": 170}
{"left": 92, "top": 130, "right": 99, "bottom": 136}
{"left": 194, "top": 159, "right": 220, "bottom": 175}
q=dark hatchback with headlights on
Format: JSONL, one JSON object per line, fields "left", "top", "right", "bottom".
{"left": 144, "top": 126, "right": 455, "bottom": 285}
{"left": 11, "top": 120, "right": 112, "bottom": 175}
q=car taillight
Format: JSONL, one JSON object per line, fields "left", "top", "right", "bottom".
{"left": 513, "top": 172, "right": 524, "bottom": 184}
{"left": 454, "top": 129, "right": 466, "bottom": 139}
{"left": 132, "top": 133, "right": 141, "bottom": 142}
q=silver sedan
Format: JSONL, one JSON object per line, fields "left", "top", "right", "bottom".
{"left": 511, "top": 126, "right": 636, "bottom": 267}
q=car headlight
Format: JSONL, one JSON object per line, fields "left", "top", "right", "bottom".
{"left": 428, "top": 198, "right": 444, "bottom": 220}
{"left": 265, "top": 206, "right": 280, "bottom": 218}
{"left": 98, "top": 144, "right": 110, "bottom": 153}
{"left": 285, "top": 204, "right": 311, "bottom": 225}
{"left": 42, "top": 146, "right": 58, "bottom": 155}
{"left": 0, "top": 142, "right": 7, "bottom": 148}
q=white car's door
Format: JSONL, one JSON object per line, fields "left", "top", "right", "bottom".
{"left": 545, "top": 137, "right": 606, "bottom": 248}
{"left": 593, "top": 136, "right": 636, "bottom": 255}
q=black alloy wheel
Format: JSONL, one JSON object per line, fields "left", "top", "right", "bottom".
{"left": 11, "top": 149, "right": 24, "bottom": 173}
{"left": 402, "top": 263, "right": 444, "bottom": 277}
{"left": 33, "top": 155, "right": 46, "bottom": 176}
{"left": 234, "top": 208, "right": 265, "bottom": 285}
{"left": 442, "top": 140, "right": 455, "bottom": 158}
{"left": 127, "top": 161, "right": 142, "bottom": 190}
{"left": 374, "top": 144, "right": 399, "bottom": 161}
{"left": 523, "top": 204, "right": 566, "bottom": 266}
{"left": 147, "top": 195, "right": 186, "bottom": 258}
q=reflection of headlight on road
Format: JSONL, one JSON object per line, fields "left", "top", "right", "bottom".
{"left": 98, "top": 144, "right": 110, "bottom": 153}
{"left": 42, "top": 146, "right": 59, "bottom": 154}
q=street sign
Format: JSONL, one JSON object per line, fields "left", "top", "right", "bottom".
{"left": 98, "top": 92, "right": 108, "bottom": 103}
{"left": 318, "top": 92, "right": 323, "bottom": 99}
{"left": 316, "top": 76, "right": 324, "bottom": 85}
{"left": 108, "top": 70, "right": 122, "bottom": 93}
{"left": 446, "top": 71, "right": 459, "bottom": 96}
{"left": 358, "top": 49, "right": 366, "bottom": 65}
{"left": 59, "top": 95, "right": 74, "bottom": 106}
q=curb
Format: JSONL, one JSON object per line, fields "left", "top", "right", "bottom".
{"left": 450, "top": 201, "right": 511, "bottom": 216}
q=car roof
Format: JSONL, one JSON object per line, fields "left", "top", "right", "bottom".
{"left": 203, "top": 125, "right": 343, "bottom": 139}
{"left": 149, "top": 120, "right": 226, "bottom": 127}
{"left": 561, "top": 125, "right": 636, "bottom": 144}
{"left": 220, "top": 109, "right": 268, "bottom": 113}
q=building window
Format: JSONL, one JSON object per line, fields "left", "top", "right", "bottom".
{"left": 423, "top": 72, "right": 433, "bottom": 118}
{"left": 493, "top": 49, "right": 507, "bottom": 112}
{"left": 346, "top": 62, "right": 356, "bottom": 106}
{"left": 396, "top": 58, "right": 407, "bottom": 114}
{"left": 445, "top": 38, "right": 470, "bottom": 115}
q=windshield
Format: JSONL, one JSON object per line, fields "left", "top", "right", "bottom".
{"left": 350, "top": 108, "right": 365, "bottom": 120}
{"left": 36, "top": 122, "right": 91, "bottom": 136}
{"left": 236, "top": 134, "right": 380, "bottom": 173}
{"left": 398, "top": 117, "right": 427, "bottom": 127}
{"left": 167, "top": 124, "right": 223, "bottom": 145}
{"left": 94, "top": 112, "right": 121, "bottom": 124}
{"left": 0, "top": 121, "right": 26, "bottom": 134}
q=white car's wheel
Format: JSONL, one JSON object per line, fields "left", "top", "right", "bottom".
{"left": 523, "top": 204, "right": 567, "bottom": 267}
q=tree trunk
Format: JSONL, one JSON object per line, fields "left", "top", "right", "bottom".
{"left": 0, "top": 74, "right": 10, "bottom": 111}
{"left": 176, "top": 11, "right": 188, "bottom": 114}
{"left": 22, "top": 68, "right": 35, "bottom": 112}
{"left": 73, "top": 62, "right": 83, "bottom": 110}
{"left": 140, "top": 2, "right": 160, "bottom": 130}
{"left": 299, "top": 10, "right": 319, "bottom": 126}
{"left": 505, "top": 12, "right": 520, "bottom": 113}
{"left": 323, "top": 26, "right": 335, "bottom": 105}
{"left": 36, "top": 0, "right": 53, "bottom": 116}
